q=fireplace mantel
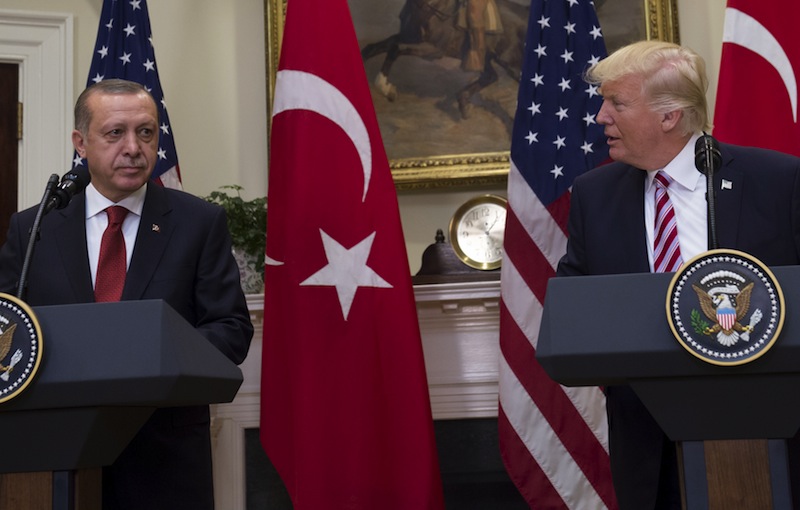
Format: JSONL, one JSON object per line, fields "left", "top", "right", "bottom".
{"left": 210, "top": 280, "right": 502, "bottom": 508}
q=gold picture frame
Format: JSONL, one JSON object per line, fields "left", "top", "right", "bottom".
{"left": 264, "top": 0, "right": 679, "bottom": 190}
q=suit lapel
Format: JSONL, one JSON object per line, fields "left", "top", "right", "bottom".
{"left": 620, "top": 165, "right": 651, "bottom": 273}
{"left": 122, "top": 184, "right": 172, "bottom": 300}
{"left": 54, "top": 195, "right": 95, "bottom": 301}
{"left": 713, "top": 149, "right": 744, "bottom": 248}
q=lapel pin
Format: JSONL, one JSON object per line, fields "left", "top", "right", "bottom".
{"left": 152, "top": 224, "right": 160, "bottom": 232}
{"left": 721, "top": 179, "right": 732, "bottom": 190}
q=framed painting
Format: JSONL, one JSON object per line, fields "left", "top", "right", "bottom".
{"left": 264, "top": 0, "right": 680, "bottom": 190}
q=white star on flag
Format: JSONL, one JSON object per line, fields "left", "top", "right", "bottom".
{"left": 81, "top": 0, "right": 182, "bottom": 188}
{"left": 499, "top": 0, "right": 615, "bottom": 506}
{"left": 300, "top": 230, "right": 391, "bottom": 320}
{"left": 261, "top": 0, "right": 444, "bottom": 504}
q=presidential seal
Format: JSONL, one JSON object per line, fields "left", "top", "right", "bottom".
{"left": 0, "top": 293, "right": 43, "bottom": 403}
{"left": 666, "top": 249, "right": 784, "bottom": 366}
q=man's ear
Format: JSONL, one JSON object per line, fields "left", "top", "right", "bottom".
{"left": 661, "top": 109, "right": 682, "bottom": 132}
{"left": 72, "top": 130, "right": 86, "bottom": 158}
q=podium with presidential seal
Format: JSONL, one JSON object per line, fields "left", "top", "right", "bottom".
{"left": 538, "top": 249, "right": 800, "bottom": 509}
{"left": 0, "top": 297, "right": 243, "bottom": 509}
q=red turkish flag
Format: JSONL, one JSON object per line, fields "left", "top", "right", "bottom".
{"left": 714, "top": 0, "right": 800, "bottom": 156}
{"left": 259, "top": 0, "right": 445, "bottom": 508}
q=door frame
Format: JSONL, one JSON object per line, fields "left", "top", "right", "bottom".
{"left": 0, "top": 9, "right": 73, "bottom": 210}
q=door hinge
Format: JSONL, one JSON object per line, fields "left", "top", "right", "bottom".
{"left": 17, "top": 102, "right": 23, "bottom": 140}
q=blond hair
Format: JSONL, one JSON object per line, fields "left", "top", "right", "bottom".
{"left": 586, "top": 40, "right": 711, "bottom": 134}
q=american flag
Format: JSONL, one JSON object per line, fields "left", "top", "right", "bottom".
{"left": 498, "top": 0, "right": 617, "bottom": 508}
{"left": 75, "top": 0, "right": 182, "bottom": 189}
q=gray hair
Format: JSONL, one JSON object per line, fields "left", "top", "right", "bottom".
{"left": 74, "top": 79, "right": 158, "bottom": 135}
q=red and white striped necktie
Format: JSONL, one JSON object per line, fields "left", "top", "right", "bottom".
{"left": 653, "top": 171, "right": 683, "bottom": 273}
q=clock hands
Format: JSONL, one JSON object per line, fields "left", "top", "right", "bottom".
{"left": 485, "top": 211, "right": 501, "bottom": 235}
{"left": 449, "top": 194, "right": 507, "bottom": 270}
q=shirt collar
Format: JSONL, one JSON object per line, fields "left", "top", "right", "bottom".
{"left": 647, "top": 133, "right": 704, "bottom": 191}
{"left": 85, "top": 182, "right": 148, "bottom": 219}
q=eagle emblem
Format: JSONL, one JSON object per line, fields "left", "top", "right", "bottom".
{"left": 0, "top": 323, "right": 23, "bottom": 382}
{"left": 0, "top": 293, "right": 43, "bottom": 404}
{"left": 691, "top": 270, "right": 763, "bottom": 347}
{"left": 667, "top": 249, "right": 783, "bottom": 366}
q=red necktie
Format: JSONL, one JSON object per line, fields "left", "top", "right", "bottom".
{"left": 95, "top": 206, "right": 129, "bottom": 302}
{"left": 653, "top": 171, "right": 683, "bottom": 273}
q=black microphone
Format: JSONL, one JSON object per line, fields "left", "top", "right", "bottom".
{"left": 694, "top": 133, "right": 722, "bottom": 175}
{"left": 694, "top": 133, "right": 721, "bottom": 249}
{"left": 44, "top": 167, "right": 91, "bottom": 214}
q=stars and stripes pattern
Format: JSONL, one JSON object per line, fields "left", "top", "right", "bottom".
{"left": 498, "top": 0, "right": 618, "bottom": 508}
{"left": 76, "top": 0, "right": 182, "bottom": 189}
{"left": 717, "top": 306, "right": 736, "bottom": 331}
{"left": 653, "top": 172, "right": 683, "bottom": 273}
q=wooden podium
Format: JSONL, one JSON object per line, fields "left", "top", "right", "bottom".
{"left": 0, "top": 300, "right": 244, "bottom": 509}
{"left": 537, "top": 267, "right": 800, "bottom": 509}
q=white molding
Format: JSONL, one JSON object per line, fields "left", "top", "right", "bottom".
{"left": 211, "top": 281, "right": 502, "bottom": 509}
{"left": 0, "top": 9, "right": 73, "bottom": 209}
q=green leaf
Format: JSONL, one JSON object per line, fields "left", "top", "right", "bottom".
{"left": 203, "top": 185, "right": 267, "bottom": 280}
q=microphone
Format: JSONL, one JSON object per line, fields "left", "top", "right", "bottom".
{"left": 694, "top": 133, "right": 722, "bottom": 175}
{"left": 44, "top": 167, "right": 91, "bottom": 214}
{"left": 694, "top": 133, "right": 721, "bottom": 250}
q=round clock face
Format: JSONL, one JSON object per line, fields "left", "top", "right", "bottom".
{"left": 449, "top": 195, "right": 507, "bottom": 270}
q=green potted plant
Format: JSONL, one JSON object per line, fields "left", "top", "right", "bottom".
{"left": 203, "top": 185, "right": 267, "bottom": 294}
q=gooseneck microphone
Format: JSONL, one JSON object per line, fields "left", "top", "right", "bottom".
{"left": 17, "top": 168, "right": 92, "bottom": 300}
{"left": 44, "top": 167, "right": 92, "bottom": 214}
{"left": 694, "top": 133, "right": 722, "bottom": 250}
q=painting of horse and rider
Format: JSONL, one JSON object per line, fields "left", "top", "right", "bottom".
{"left": 352, "top": 0, "right": 651, "bottom": 163}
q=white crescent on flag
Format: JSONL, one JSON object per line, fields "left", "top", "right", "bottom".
{"left": 723, "top": 7, "right": 797, "bottom": 122}
{"left": 268, "top": 69, "right": 390, "bottom": 321}
{"left": 266, "top": 69, "right": 374, "bottom": 269}
{"left": 272, "top": 69, "right": 373, "bottom": 199}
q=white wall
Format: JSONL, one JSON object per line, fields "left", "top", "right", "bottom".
{"left": 4, "top": 0, "right": 727, "bottom": 273}
{"left": 2, "top": 0, "right": 268, "bottom": 203}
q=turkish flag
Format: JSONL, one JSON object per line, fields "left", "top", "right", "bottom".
{"left": 259, "top": 0, "right": 445, "bottom": 508}
{"left": 714, "top": 0, "right": 800, "bottom": 156}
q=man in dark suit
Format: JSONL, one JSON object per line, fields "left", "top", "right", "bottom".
{"left": 556, "top": 40, "right": 800, "bottom": 509}
{"left": 0, "top": 79, "right": 253, "bottom": 509}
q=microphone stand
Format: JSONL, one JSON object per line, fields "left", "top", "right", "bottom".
{"left": 704, "top": 137, "right": 719, "bottom": 251}
{"left": 17, "top": 174, "right": 60, "bottom": 301}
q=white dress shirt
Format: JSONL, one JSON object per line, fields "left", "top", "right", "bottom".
{"left": 85, "top": 183, "right": 147, "bottom": 287}
{"left": 644, "top": 133, "right": 708, "bottom": 271}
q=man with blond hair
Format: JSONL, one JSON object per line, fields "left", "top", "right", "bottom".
{"left": 557, "top": 40, "right": 800, "bottom": 508}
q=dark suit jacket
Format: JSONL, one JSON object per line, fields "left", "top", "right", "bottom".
{"left": 557, "top": 142, "right": 800, "bottom": 509}
{"left": 0, "top": 184, "right": 253, "bottom": 509}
